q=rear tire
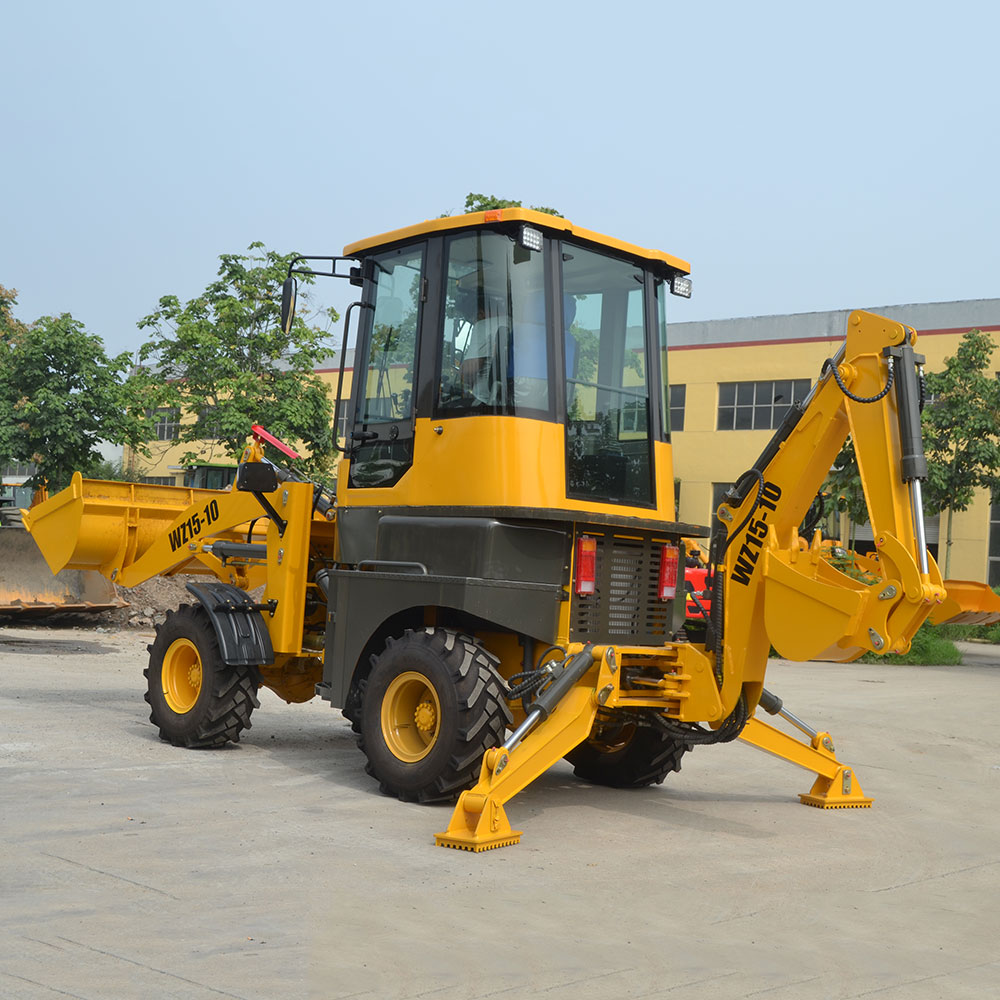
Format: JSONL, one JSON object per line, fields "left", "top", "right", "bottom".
{"left": 144, "top": 604, "right": 260, "bottom": 748}
{"left": 566, "top": 719, "right": 688, "bottom": 788}
{"left": 358, "top": 628, "right": 511, "bottom": 803}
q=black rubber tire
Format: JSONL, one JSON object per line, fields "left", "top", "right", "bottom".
{"left": 358, "top": 628, "right": 512, "bottom": 803}
{"left": 144, "top": 604, "right": 260, "bottom": 748}
{"left": 566, "top": 722, "right": 689, "bottom": 788}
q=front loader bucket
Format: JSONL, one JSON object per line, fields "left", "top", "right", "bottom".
{"left": 0, "top": 526, "right": 125, "bottom": 615}
{"left": 930, "top": 580, "right": 1000, "bottom": 626}
{"left": 22, "top": 473, "right": 224, "bottom": 579}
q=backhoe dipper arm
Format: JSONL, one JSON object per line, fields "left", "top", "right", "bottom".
{"left": 714, "top": 310, "right": 945, "bottom": 709}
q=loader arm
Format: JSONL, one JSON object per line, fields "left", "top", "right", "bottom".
{"left": 716, "top": 310, "right": 946, "bottom": 711}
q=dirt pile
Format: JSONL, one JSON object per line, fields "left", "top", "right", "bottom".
{"left": 103, "top": 576, "right": 203, "bottom": 629}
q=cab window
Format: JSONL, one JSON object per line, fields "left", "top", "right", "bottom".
{"left": 349, "top": 244, "right": 423, "bottom": 489}
{"left": 437, "top": 231, "right": 549, "bottom": 416}
{"left": 563, "top": 244, "right": 654, "bottom": 506}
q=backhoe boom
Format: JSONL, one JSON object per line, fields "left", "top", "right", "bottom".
{"left": 716, "top": 311, "right": 945, "bottom": 698}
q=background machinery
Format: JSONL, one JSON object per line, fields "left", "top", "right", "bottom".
{"left": 23, "top": 208, "right": 999, "bottom": 850}
{"left": 1, "top": 482, "right": 124, "bottom": 617}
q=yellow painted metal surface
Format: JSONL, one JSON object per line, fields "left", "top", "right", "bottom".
{"left": 436, "top": 643, "right": 605, "bottom": 849}
{"left": 343, "top": 208, "right": 690, "bottom": 275}
{"left": 22, "top": 462, "right": 339, "bottom": 691}
{"left": 162, "top": 637, "right": 203, "bottom": 714}
{"left": 380, "top": 671, "right": 441, "bottom": 763}
{"left": 437, "top": 643, "right": 725, "bottom": 850}
{"left": 260, "top": 482, "right": 316, "bottom": 655}
{"left": 612, "top": 644, "right": 723, "bottom": 722}
{"left": 739, "top": 717, "right": 872, "bottom": 808}
{"left": 722, "top": 312, "right": 946, "bottom": 680}
{"left": 338, "top": 417, "right": 677, "bottom": 523}
{"left": 930, "top": 579, "right": 1000, "bottom": 625}
{"left": 23, "top": 473, "right": 269, "bottom": 589}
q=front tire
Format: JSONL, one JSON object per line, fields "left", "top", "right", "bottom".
{"left": 358, "top": 628, "right": 511, "bottom": 803}
{"left": 144, "top": 604, "right": 260, "bottom": 748}
{"left": 566, "top": 718, "right": 689, "bottom": 788}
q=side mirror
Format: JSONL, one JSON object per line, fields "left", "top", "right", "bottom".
{"left": 236, "top": 462, "right": 278, "bottom": 494}
{"left": 280, "top": 276, "right": 297, "bottom": 334}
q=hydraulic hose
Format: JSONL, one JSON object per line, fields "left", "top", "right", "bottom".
{"left": 504, "top": 644, "right": 595, "bottom": 752}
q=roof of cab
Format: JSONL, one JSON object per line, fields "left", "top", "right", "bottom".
{"left": 342, "top": 208, "right": 690, "bottom": 275}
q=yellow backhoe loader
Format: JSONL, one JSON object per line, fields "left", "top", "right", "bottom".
{"left": 23, "top": 208, "right": 1000, "bottom": 850}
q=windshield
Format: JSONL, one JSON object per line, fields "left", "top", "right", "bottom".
{"left": 437, "top": 230, "right": 549, "bottom": 416}
{"left": 563, "top": 244, "right": 654, "bottom": 506}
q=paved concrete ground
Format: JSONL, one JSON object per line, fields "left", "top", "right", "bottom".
{"left": 1, "top": 625, "right": 998, "bottom": 1000}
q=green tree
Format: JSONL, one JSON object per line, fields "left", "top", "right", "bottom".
{"left": 0, "top": 285, "right": 28, "bottom": 338}
{"left": 823, "top": 329, "right": 1000, "bottom": 578}
{"left": 134, "top": 243, "right": 339, "bottom": 481}
{"left": 87, "top": 458, "right": 149, "bottom": 482}
{"left": 922, "top": 329, "right": 1000, "bottom": 577}
{"left": 0, "top": 288, "right": 151, "bottom": 490}
{"left": 460, "top": 193, "right": 563, "bottom": 217}
{"left": 824, "top": 437, "right": 868, "bottom": 545}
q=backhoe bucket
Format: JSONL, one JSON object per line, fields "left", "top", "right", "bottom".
{"left": 22, "top": 473, "right": 223, "bottom": 579}
{"left": 0, "top": 526, "right": 125, "bottom": 615}
{"left": 930, "top": 580, "right": 1000, "bottom": 626}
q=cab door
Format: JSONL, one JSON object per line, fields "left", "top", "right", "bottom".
{"left": 348, "top": 243, "right": 425, "bottom": 489}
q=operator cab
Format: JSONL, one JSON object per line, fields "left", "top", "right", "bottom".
{"left": 285, "top": 209, "right": 692, "bottom": 523}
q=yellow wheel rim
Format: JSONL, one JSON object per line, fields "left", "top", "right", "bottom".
{"left": 381, "top": 671, "right": 441, "bottom": 763}
{"left": 587, "top": 723, "right": 636, "bottom": 754}
{"left": 162, "top": 637, "right": 203, "bottom": 714}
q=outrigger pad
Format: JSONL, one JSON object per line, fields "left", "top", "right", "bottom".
{"left": 435, "top": 831, "right": 523, "bottom": 852}
{"left": 434, "top": 795, "right": 522, "bottom": 851}
{"left": 799, "top": 766, "right": 873, "bottom": 809}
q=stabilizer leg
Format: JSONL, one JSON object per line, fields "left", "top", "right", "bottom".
{"left": 436, "top": 685, "right": 600, "bottom": 851}
{"left": 739, "top": 716, "right": 873, "bottom": 808}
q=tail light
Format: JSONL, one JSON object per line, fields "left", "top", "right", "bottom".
{"left": 574, "top": 536, "right": 597, "bottom": 596}
{"left": 658, "top": 544, "right": 679, "bottom": 600}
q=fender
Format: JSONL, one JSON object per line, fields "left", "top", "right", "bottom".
{"left": 184, "top": 582, "right": 275, "bottom": 667}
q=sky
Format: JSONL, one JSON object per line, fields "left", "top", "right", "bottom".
{"left": 2, "top": 0, "right": 998, "bottom": 359}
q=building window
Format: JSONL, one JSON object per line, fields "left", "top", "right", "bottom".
{"left": 1, "top": 461, "right": 36, "bottom": 479}
{"left": 717, "top": 379, "right": 810, "bottom": 431}
{"left": 184, "top": 466, "right": 235, "bottom": 490}
{"left": 197, "top": 406, "right": 222, "bottom": 440}
{"left": 669, "top": 384, "right": 686, "bottom": 432}
{"left": 621, "top": 399, "right": 646, "bottom": 433}
{"left": 149, "top": 407, "right": 181, "bottom": 441}
{"left": 141, "top": 476, "right": 177, "bottom": 486}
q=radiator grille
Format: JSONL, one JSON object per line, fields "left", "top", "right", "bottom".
{"left": 571, "top": 531, "right": 674, "bottom": 645}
